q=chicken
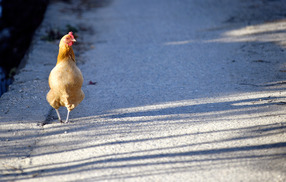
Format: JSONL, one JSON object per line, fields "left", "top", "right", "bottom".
{"left": 46, "top": 32, "right": 84, "bottom": 123}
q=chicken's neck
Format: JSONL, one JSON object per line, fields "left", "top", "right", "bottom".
{"left": 57, "top": 44, "right": 76, "bottom": 65}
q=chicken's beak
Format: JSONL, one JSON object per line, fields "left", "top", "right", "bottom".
{"left": 72, "top": 38, "right": 76, "bottom": 42}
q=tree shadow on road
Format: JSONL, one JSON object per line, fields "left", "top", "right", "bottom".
{"left": 2, "top": 92, "right": 286, "bottom": 180}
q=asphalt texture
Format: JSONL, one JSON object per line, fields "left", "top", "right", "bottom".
{"left": 1, "top": 0, "right": 286, "bottom": 181}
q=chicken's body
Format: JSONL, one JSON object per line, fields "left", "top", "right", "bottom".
{"left": 47, "top": 32, "right": 84, "bottom": 123}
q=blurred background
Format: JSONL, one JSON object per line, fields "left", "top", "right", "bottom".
{"left": 0, "top": 0, "right": 49, "bottom": 96}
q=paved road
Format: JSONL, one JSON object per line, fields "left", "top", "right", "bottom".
{"left": 1, "top": 0, "right": 286, "bottom": 181}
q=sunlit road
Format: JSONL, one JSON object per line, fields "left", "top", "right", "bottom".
{"left": 1, "top": 0, "right": 286, "bottom": 181}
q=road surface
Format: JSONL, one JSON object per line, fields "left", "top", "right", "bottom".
{"left": 1, "top": 0, "right": 286, "bottom": 181}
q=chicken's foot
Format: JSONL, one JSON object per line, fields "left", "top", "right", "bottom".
{"left": 65, "top": 110, "right": 70, "bottom": 123}
{"left": 55, "top": 109, "right": 63, "bottom": 123}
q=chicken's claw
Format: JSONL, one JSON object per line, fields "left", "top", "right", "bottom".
{"left": 55, "top": 109, "right": 63, "bottom": 123}
{"left": 64, "top": 110, "right": 70, "bottom": 123}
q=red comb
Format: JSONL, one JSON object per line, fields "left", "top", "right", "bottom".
{"left": 68, "top": 32, "right": 74, "bottom": 39}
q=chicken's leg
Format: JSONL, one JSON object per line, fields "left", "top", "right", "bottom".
{"left": 55, "top": 109, "right": 62, "bottom": 122}
{"left": 65, "top": 110, "right": 70, "bottom": 123}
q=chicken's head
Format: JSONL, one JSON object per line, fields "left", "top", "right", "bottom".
{"left": 62, "top": 32, "right": 76, "bottom": 46}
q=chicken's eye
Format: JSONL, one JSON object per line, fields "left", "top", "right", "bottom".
{"left": 64, "top": 38, "right": 70, "bottom": 44}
